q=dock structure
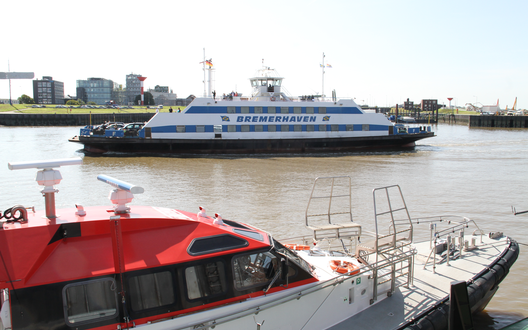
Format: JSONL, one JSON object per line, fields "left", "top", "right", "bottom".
{"left": 469, "top": 115, "right": 528, "bottom": 128}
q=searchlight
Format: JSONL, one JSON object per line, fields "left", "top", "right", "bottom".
{"left": 8, "top": 158, "right": 83, "bottom": 219}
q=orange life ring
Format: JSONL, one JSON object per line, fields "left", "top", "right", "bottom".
{"left": 270, "top": 96, "right": 276, "bottom": 101}
{"left": 329, "top": 260, "right": 360, "bottom": 275}
{"left": 285, "top": 244, "right": 311, "bottom": 251}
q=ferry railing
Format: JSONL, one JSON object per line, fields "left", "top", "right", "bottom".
{"left": 366, "top": 185, "right": 414, "bottom": 304}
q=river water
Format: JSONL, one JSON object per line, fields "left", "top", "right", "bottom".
{"left": 1, "top": 124, "right": 527, "bottom": 328}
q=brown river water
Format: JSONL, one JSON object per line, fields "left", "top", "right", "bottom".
{"left": 1, "top": 123, "right": 527, "bottom": 329}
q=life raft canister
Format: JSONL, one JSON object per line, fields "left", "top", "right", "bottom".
{"left": 329, "top": 260, "right": 360, "bottom": 275}
{"left": 285, "top": 244, "right": 311, "bottom": 251}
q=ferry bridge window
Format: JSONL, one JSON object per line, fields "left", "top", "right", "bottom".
{"left": 128, "top": 271, "right": 175, "bottom": 311}
{"left": 176, "top": 125, "right": 186, "bottom": 133}
{"left": 62, "top": 278, "right": 118, "bottom": 326}
{"left": 185, "top": 261, "right": 228, "bottom": 300}
{"left": 233, "top": 252, "right": 278, "bottom": 291}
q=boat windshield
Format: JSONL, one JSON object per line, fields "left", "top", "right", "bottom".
{"left": 272, "top": 239, "right": 313, "bottom": 274}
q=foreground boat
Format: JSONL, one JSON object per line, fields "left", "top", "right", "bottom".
{"left": 0, "top": 159, "right": 517, "bottom": 330}
{"left": 69, "top": 66, "right": 434, "bottom": 155}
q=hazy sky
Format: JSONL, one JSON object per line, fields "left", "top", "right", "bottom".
{"left": 1, "top": 0, "right": 526, "bottom": 109}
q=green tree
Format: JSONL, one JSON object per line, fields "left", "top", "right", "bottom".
{"left": 18, "top": 94, "right": 34, "bottom": 104}
{"left": 88, "top": 101, "right": 97, "bottom": 105}
{"left": 66, "top": 100, "right": 80, "bottom": 106}
{"left": 135, "top": 92, "right": 155, "bottom": 106}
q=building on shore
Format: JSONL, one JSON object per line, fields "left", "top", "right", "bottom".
{"left": 33, "top": 76, "right": 64, "bottom": 105}
{"left": 126, "top": 73, "right": 142, "bottom": 105}
{"left": 76, "top": 78, "right": 115, "bottom": 105}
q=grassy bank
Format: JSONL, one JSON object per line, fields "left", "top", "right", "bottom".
{"left": 0, "top": 104, "right": 185, "bottom": 114}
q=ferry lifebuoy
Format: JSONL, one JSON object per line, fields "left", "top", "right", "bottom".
{"left": 270, "top": 96, "right": 276, "bottom": 101}
{"left": 329, "top": 260, "right": 360, "bottom": 275}
{"left": 285, "top": 244, "right": 311, "bottom": 251}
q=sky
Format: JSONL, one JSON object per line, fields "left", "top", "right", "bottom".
{"left": 1, "top": 0, "right": 526, "bottom": 109}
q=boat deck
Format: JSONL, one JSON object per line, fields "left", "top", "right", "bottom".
{"left": 330, "top": 235, "right": 511, "bottom": 329}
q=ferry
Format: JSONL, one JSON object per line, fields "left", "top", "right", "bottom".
{"left": 0, "top": 158, "right": 518, "bottom": 329}
{"left": 69, "top": 66, "right": 434, "bottom": 155}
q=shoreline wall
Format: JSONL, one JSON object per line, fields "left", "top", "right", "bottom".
{"left": 0, "top": 113, "right": 155, "bottom": 126}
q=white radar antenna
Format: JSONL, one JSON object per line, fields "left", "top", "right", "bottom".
{"left": 8, "top": 158, "right": 83, "bottom": 219}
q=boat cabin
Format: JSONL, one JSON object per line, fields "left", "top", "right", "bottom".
{"left": 0, "top": 160, "right": 316, "bottom": 330}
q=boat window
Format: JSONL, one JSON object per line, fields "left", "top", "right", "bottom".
{"left": 254, "top": 106, "right": 263, "bottom": 114}
{"left": 346, "top": 124, "right": 354, "bottom": 131}
{"left": 233, "top": 252, "right": 278, "bottom": 291}
{"left": 214, "top": 125, "right": 222, "bottom": 133}
{"left": 331, "top": 125, "right": 339, "bottom": 131}
{"left": 268, "top": 125, "right": 276, "bottom": 132}
{"left": 362, "top": 124, "right": 370, "bottom": 131}
{"left": 241, "top": 106, "right": 249, "bottom": 114}
{"left": 241, "top": 125, "right": 250, "bottom": 132}
{"left": 281, "top": 125, "right": 289, "bottom": 132}
{"left": 228, "top": 125, "right": 236, "bottom": 132}
{"left": 233, "top": 228, "right": 264, "bottom": 241}
{"left": 306, "top": 107, "right": 314, "bottom": 114}
{"left": 128, "top": 271, "right": 175, "bottom": 311}
{"left": 196, "top": 125, "right": 205, "bottom": 133}
{"left": 267, "top": 106, "right": 276, "bottom": 114}
{"left": 294, "top": 125, "right": 302, "bottom": 132}
{"left": 227, "top": 107, "right": 236, "bottom": 113}
{"left": 255, "top": 125, "right": 263, "bottom": 132}
{"left": 293, "top": 107, "right": 301, "bottom": 114}
{"left": 319, "top": 107, "right": 326, "bottom": 114}
{"left": 281, "top": 107, "right": 289, "bottom": 114}
{"left": 319, "top": 124, "right": 327, "bottom": 131}
{"left": 307, "top": 125, "right": 315, "bottom": 132}
{"left": 62, "top": 278, "right": 118, "bottom": 326}
{"left": 185, "top": 261, "right": 228, "bottom": 300}
{"left": 272, "top": 239, "right": 313, "bottom": 275}
{"left": 188, "top": 234, "right": 248, "bottom": 256}
{"left": 176, "top": 125, "right": 186, "bottom": 133}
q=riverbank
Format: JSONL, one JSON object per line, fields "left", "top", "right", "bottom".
{"left": 0, "top": 112, "right": 155, "bottom": 126}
